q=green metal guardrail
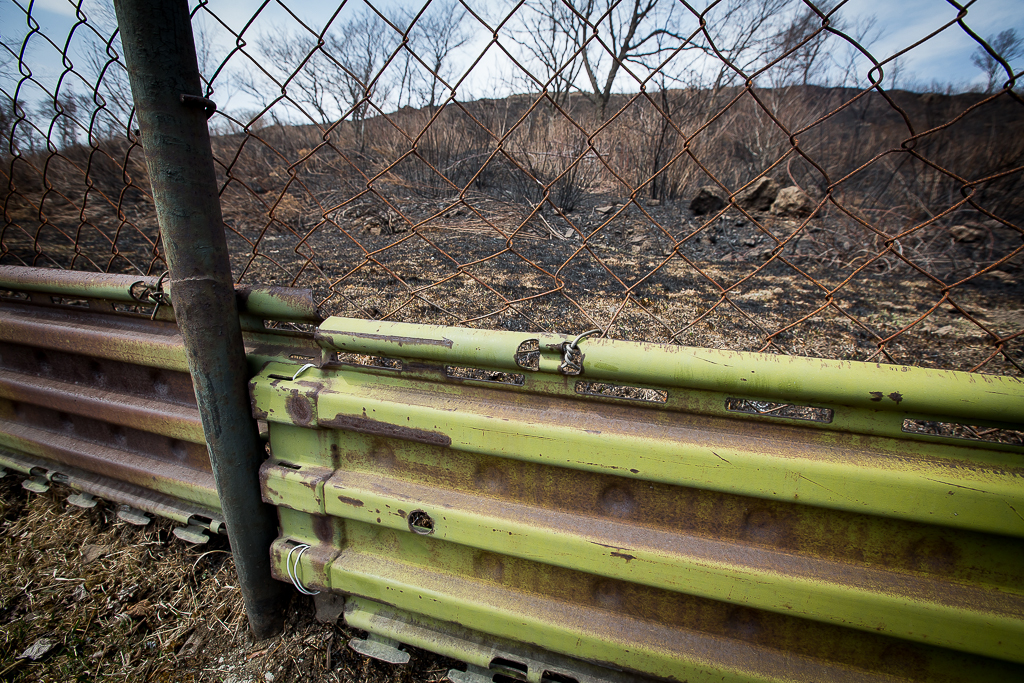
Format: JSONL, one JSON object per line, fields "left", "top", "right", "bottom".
{"left": 253, "top": 317, "right": 1024, "bottom": 682}
{"left": 0, "top": 266, "right": 320, "bottom": 541}
{"left": 2, "top": 266, "right": 1023, "bottom": 681}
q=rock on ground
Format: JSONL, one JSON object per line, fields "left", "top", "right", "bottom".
{"left": 689, "top": 186, "right": 726, "bottom": 215}
{"left": 737, "top": 177, "right": 779, "bottom": 212}
{"left": 771, "top": 186, "right": 813, "bottom": 217}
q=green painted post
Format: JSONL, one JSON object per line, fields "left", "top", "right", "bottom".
{"left": 111, "top": 0, "right": 287, "bottom": 638}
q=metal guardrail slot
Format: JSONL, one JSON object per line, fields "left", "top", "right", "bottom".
{"left": 263, "top": 320, "right": 316, "bottom": 334}
{"left": 575, "top": 381, "right": 667, "bottom": 403}
{"left": 490, "top": 658, "right": 529, "bottom": 679}
{"left": 332, "top": 352, "right": 404, "bottom": 371}
{"left": 187, "top": 514, "right": 224, "bottom": 536}
{"left": 110, "top": 302, "right": 156, "bottom": 316}
{"left": 902, "top": 419, "right": 1024, "bottom": 445}
{"left": 49, "top": 296, "right": 90, "bottom": 308}
{"left": 725, "top": 397, "right": 834, "bottom": 423}
{"left": 541, "top": 672, "right": 579, "bottom": 683}
{"left": 513, "top": 339, "right": 540, "bottom": 370}
{"left": 447, "top": 366, "right": 525, "bottom": 386}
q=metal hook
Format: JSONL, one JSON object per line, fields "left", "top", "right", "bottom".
{"left": 292, "top": 363, "right": 316, "bottom": 381}
{"left": 180, "top": 93, "right": 217, "bottom": 119}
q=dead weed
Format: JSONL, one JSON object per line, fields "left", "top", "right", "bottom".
{"left": 0, "top": 476, "right": 455, "bottom": 682}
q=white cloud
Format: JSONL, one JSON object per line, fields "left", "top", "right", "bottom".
{"left": 30, "top": 0, "right": 80, "bottom": 18}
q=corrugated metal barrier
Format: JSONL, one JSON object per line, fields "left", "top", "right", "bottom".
{"left": 1, "top": 265, "right": 1023, "bottom": 681}
{"left": 254, "top": 317, "right": 1024, "bottom": 682}
{"left": 0, "top": 265, "right": 319, "bottom": 540}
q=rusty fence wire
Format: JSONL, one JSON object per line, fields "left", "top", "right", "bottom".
{"left": 2, "top": 0, "right": 1023, "bottom": 375}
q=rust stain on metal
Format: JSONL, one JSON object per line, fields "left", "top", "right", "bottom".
{"left": 869, "top": 392, "right": 884, "bottom": 401}
{"left": 0, "top": 265, "right": 155, "bottom": 299}
{"left": 0, "top": 419, "right": 217, "bottom": 506}
{"left": 317, "top": 329, "right": 453, "bottom": 348}
{"left": 329, "top": 426, "right": 1024, "bottom": 589}
{"left": 0, "top": 367, "right": 204, "bottom": 445}
{"left": 610, "top": 551, "right": 636, "bottom": 562}
{"left": 336, "top": 495, "right": 365, "bottom": 508}
{"left": 320, "top": 413, "right": 451, "bottom": 446}
{"left": 334, "top": 533, "right": 995, "bottom": 682}
{"left": 888, "top": 392, "right": 904, "bottom": 404}
{"left": 0, "top": 305, "right": 188, "bottom": 372}
{"left": 311, "top": 514, "right": 334, "bottom": 543}
{"left": 259, "top": 462, "right": 274, "bottom": 496}
{"left": 285, "top": 390, "right": 314, "bottom": 427}
{"left": 250, "top": 380, "right": 269, "bottom": 420}
{"left": 235, "top": 285, "right": 320, "bottom": 322}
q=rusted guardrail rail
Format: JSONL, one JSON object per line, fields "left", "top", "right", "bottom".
{"left": 1, "top": 265, "right": 1022, "bottom": 681}
{"left": 0, "top": 265, "right": 319, "bottom": 541}
{"left": 253, "top": 318, "right": 1024, "bottom": 683}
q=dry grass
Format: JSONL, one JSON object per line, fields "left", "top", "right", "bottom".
{"left": 4, "top": 85, "right": 1023, "bottom": 375}
{"left": 0, "top": 476, "right": 456, "bottom": 683}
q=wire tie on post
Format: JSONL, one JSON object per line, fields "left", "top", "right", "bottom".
{"left": 147, "top": 270, "right": 169, "bottom": 320}
{"left": 286, "top": 543, "right": 319, "bottom": 596}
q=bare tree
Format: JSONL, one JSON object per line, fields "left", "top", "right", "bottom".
{"left": 81, "top": 0, "right": 222, "bottom": 140}
{"left": 688, "top": 0, "right": 793, "bottom": 90}
{"left": 764, "top": 4, "right": 890, "bottom": 91}
{"left": 510, "top": 0, "right": 811, "bottom": 115}
{"left": 972, "top": 29, "right": 1023, "bottom": 94}
{"left": 245, "top": 32, "right": 347, "bottom": 125}
{"left": 566, "top": 0, "right": 690, "bottom": 114}
{"left": 402, "top": 0, "right": 473, "bottom": 110}
{"left": 326, "top": 9, "right": 396, "bottom": 148}
{"left": 770, "top": 1, "right": 837, "bottom": 87}
{"left": 242, "top": 9, "right": 397, "bottom": 149}
{"left": 575, "top": 0, "right": 687, "bottom": 114}
{"left": 44, "top": 91, "right": 83, "bottom": 150}
{"left": 510, "top": 0, "right": 589, "bottom": 106}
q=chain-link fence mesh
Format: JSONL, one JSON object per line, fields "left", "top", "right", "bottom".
{"left": 3, "top": 0, "right": 1022, "bottom": 374}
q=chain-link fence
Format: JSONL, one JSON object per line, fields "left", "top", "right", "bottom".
{"left": 3, "top": 0, "right": 1022, "bottom": 374}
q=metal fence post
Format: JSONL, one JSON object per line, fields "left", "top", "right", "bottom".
{"left": 112, "top": 0, "right": 287, "bottom": 638}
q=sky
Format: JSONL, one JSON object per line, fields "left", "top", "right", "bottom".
{"left": 3, "top": 0, "right": 1024, "bottom": 120}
